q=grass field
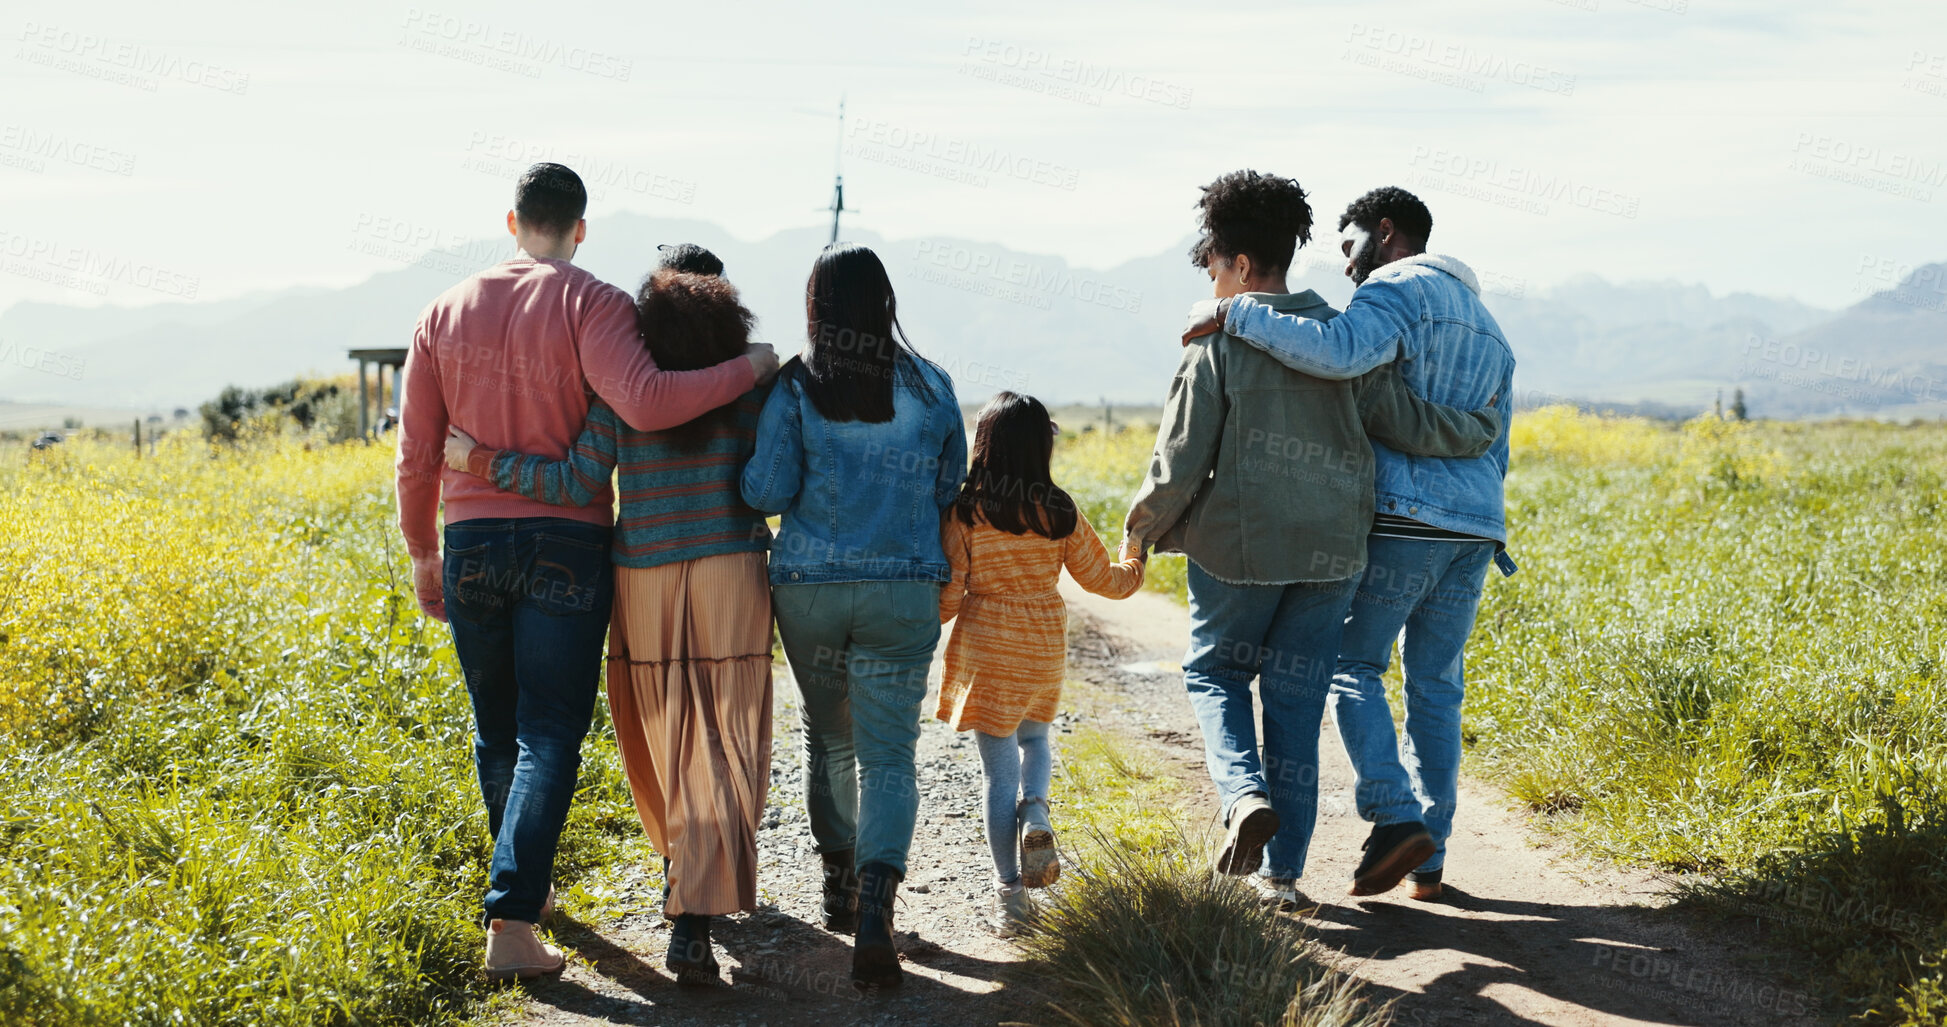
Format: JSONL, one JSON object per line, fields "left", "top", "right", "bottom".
{"left": 0, "top": 432, "right": 653, "bottom": 1026}
{"left": 2, "top": 409, "right": 1943, "bottom": 1024}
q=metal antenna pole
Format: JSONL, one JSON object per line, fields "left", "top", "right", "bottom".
{"left": 829, "top": 97, "right": 846, "bottom": 244}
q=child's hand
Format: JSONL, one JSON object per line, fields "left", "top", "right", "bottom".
{"left": 444, "top": 426, "right": 479, "bottom": 472}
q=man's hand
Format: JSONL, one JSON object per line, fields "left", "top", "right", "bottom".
{"left": 1182, "top": 297, "right": 1227, "bottom": 346}
{"left": 745, "top": 342, "right": 779, "bottom": 385}
{"left": 411, "top": 555, "right": 447, "bottom": 622}
{"left": 444, "top": 426, "right": 479, "bottom": 472}
{"left": 1118, "top": 536, "right": 1148, "bottom": 565}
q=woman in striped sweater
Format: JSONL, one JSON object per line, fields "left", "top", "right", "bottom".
{"left": 443, "top": 253, "right": 768, "bottom": 985}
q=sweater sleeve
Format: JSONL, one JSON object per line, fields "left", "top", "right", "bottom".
{"left": 578, "top": 282, "right": 757, "bottom": 432}
{"left": 481, "top": 401, "right": 621, "bottom": 508}
{"left": 1064, "top": 509, "right": 1145, "bottom": 600}
{"left": 394, "top": 318, "right": 446, "bottom": 561}
{"left": 939, "top": 514, "right": 971, "bottom": 623}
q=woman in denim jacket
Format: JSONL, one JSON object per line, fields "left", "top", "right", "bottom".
{"left": 741, "top": 243, "right": 967, "bottom": 989}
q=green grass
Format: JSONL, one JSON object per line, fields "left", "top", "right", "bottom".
{"left": 0, "top": 437, "right": 653, "bottom": 1026}
{"left": 1027, "top": 726, "right": 1387, "bottom": 1027}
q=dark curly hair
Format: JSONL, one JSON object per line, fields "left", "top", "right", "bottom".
{"left": 1339, "top": 186, "right": 1433, "bottom": 244}
{"left": 656, "top": 242, "right": 724, "bottom": 277}
{"left": 634, "top": 268, "right": 756, "bottom": 450}
{"left": 1189, "top": 170, "right": 1312, "bottom": 276}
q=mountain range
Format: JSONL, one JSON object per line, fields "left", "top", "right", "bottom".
{"left": 1, "top": 213, "right": 1941, "bottom": 421}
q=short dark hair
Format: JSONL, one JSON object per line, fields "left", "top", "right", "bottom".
{"left": 1339, "top": 186, "right": 1433, "bottom": 244}
{"left": 1189, "top": 170, "right": 1313, "bottom": 275}
{"left": 656, "top": 243, "right": 724, "bottom": 277}
{"left": 514, "top": 163, "right": 587, "bottom": 237}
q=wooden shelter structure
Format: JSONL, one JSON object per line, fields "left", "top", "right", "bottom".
{"left": 348, "top": 348, "right": 408, "bottom": 436}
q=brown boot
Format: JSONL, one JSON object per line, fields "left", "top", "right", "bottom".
{"left": 484, "top": 919, "right": 566, "bottom": 980}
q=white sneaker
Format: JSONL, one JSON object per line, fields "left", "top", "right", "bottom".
{"left": 1251, "top": 875, "right": 1308, "bottom": 912}
{"left": 484, "top": 919, "right": 567, "bottom": 980}
{"left": 991, "top": 881, "right": 1035, "bottom": 938}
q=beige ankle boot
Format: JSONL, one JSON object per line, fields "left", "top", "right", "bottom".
{"left": 485, "top": 919, "right": 566, "bottom": 980}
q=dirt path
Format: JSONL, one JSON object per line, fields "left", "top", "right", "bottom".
{"left": 501, "top": 583, "right": 1825, "bottom": 1027}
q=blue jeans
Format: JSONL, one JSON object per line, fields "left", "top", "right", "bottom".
{"left": 975, "top": 720, "right": 1052, "bottom": 884}
{"left": 1183, "top": 560, "right": 1358, "bottom": 880}
{"left": 772, "top": 580, "right": 942, "bottom": 877}
{"left": 442, "top": 517, "right": 614, "bottom": 923}
{"left": 1328, "top": 536, "right": 1496, "bottom": 873}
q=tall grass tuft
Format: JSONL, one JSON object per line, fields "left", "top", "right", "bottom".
{"left": 1026, "top": 727, "right": 1387, "bottom": 1027}
{"left": 1018, "top": 833, "right": 1387, "bottom": 1027}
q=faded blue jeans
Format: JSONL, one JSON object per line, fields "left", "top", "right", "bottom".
{"left": 1183, "top": 560, "right": 1358, "bottom": 880}
{"left": 442, "top": 517, "right": 614, "bottom": 924}
{"left": 773, "top": 579, "right": 943, "bottom": 877}
{"left": 975, "top": 720, "right": 1052, "bottom": 885}
{"left": 1328, "top": 535, "right": 1497, "bottom": 873}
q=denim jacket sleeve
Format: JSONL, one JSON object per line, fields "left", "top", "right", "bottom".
{"left": 740, "top": 374, "right": 804, "bottom": 514}
{"left": 1223, "top": 279, "right": 1417, "bottom": 380}
{"left": 1123, "top": 343, "right": 1224, "bottom": 550}
{"left": 933, "top": 381, "right": 969, "bottom": 510}
{"left": 1353, "top": 365, "right": 1499, "bottom": 459}
{"left": 487, "top": 400, "right": 619, "bottom": 507}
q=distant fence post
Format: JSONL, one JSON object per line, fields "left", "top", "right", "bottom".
{"left": 133, "top": 417, "right": 142, "bottom": 457}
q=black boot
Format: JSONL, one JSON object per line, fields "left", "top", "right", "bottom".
{"left": 666, "top": 913, "right": 719, "bottom": 986}
{"left": 820, "top": 849, "right": 859, "bottom": 933}
{"left": 852, "top": 862, "right": 903, "bottom": 989}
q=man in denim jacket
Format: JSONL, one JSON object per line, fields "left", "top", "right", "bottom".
{"left": 1183, "top": 187, "right": 1516, "bottom": 900}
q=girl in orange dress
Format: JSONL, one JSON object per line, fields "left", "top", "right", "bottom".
{"left": 937, "top": 392, "right": 1147, "bottom": 935}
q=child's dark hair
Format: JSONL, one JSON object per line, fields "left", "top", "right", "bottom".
{"left": 634, "top": 268, "right": 756, "bottom": 450}
{"left": 953, "top": 392, "right": 1077, "bottom": 540}
{"left": 656, "top": 242, "right": 724, "bottom": 277}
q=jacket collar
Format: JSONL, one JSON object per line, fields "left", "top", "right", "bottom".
{"left": 1245, "top": 289, "right": 1330, "bottom": 313}
{"left": 1375, "top": 253, "right": 1480, "bottom": 296}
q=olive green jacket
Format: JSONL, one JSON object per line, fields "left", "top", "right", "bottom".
{"left": 1124, "top": 290, "right": 1498, "bottom": 585}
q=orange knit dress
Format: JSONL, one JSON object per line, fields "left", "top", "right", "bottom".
{"left": 936, "top": 508, "right": 1145, "bottom": 737}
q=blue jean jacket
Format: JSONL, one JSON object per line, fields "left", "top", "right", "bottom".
{"left": 1223, "top": 254, "right": 1517, "bottom": 571}
{"left": 741, "top": 355, "right": 968, "bottom": 585}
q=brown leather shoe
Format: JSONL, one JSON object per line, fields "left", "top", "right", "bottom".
{"left": 1216, "top": 793, "right": 1280, "bottom": 877}
{"left": 1349, "top": 822, "right": 1436, "bottom": 897}
{"left": 484, "top": 919, "right": 567, "bottom": 980}
{"left": 1408, "top": 868, "right": 1444, "bottom": 901}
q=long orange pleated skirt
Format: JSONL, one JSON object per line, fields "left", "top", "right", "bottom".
{"left": 605, "top": 550, "right": 773, "bottom": 918}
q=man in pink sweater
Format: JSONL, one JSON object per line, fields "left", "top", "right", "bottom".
{"left": 394, "top": 163, "right": 778, "bottom": 979}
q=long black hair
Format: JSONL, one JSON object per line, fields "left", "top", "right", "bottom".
{"left": 789, "top": 243, "right": 939, "bottom": 423}
{"left": 952, "top": 391, "right": 1076, "bottom": 540}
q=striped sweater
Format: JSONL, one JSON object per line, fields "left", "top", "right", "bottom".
{"left": 464, "top": 390, "right": 773, "bottom": 569}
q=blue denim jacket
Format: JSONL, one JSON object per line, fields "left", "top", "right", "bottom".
{"left": 1224, "top": 255, "right": 1516, "bottom": 566}
{"left": 741, "top": 355, "right": 968, "bottom": 585}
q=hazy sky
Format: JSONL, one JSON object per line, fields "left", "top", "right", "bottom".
{"left": 5, "top": 0, "right": 1946, "bottom": 315}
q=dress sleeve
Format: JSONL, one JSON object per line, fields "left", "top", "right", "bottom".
{"left": 939, "top": 513, "right": 971, "bottom": 623}
{"left": 1063, "top": 508, "right": 1145, "bottom": 599}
